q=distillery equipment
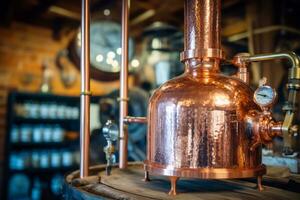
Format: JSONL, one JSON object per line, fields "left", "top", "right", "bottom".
{"left": 143, "top": 0, "right": 300, "bottom": 195}
{"left": 77, "top": 0, "right": 300, "bottom": 196}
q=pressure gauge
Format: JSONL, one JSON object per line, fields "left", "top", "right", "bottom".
{"left": 253, "top": 85, "right": 277, "bottom": 108}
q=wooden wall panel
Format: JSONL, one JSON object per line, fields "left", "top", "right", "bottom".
{"left": 0, "top": 21, "right": 122, "bottom": 96}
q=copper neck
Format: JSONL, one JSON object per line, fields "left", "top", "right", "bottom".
{"left": 181, "top": 0, "right": 224, "bottom": 69}
{"left": 184, "top": 58, "right": 220, "bottom": 75}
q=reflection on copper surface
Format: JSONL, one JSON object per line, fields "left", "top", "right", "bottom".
{"left": 213, "top": 93, "right": 230, "bottom": 107}
{"left": 147, "top": 70, "right": 262, "bottom": 172}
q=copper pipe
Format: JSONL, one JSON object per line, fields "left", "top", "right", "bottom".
{"left": 79, "top": 0, "right": 90, "bottom": 178}
{"left": 124, "top": 116, "right": 147, "bottom": 124}
{"left": 119, "top": 0, "right": 129, "bottom": 169}
{"left": 243, "top": 52, "right": 300, "bottom": 67}
{"left": 181, "top": 0, "right": 223, "bottom": 62}
{"left": 238, "top": 51, "right": 300, "bottom": 152}
{"left": 232, "top": 53, "right": 250, "bottom": 84}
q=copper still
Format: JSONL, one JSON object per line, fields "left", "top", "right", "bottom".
{"left": 142, "top": 0, "right": 299, "bottom": 195}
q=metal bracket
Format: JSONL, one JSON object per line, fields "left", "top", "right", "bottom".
{"left": 81, "top": 91, "right": 92, "bottom": 96}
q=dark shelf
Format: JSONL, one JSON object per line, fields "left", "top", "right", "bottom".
{"left": 10, "top": 140, "right": 79, "bottom": 150}
{"left": 14, "top": 117, "right": 79, "bottom": 124}
{"left": 9, "top": 166, "right": 79, "bottom": 175}
{"left": 9, "top": 91, "right": 81, "bottom": 103}
{"left": 3, "top": 91, "right": 83, "bottom": 200}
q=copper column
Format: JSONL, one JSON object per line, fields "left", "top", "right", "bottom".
{"left": 181, "top": 0, "right": 223, "bottom": 63}
{"left": 119, "top": 0, "right": 130, "bottom": 169}
{"left": 79, "top": 0, "right": 90, "bottom": 178}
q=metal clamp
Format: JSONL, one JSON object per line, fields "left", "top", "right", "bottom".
{"left": 80, "top": 91, "right": 92, "bottom": 96}
{"left": 180, "top": 48, "right": 225, "bottom": 62}
{"left": 117, "top": 97, "right": 130, "bottom": 101}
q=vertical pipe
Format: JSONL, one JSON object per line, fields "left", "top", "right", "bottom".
{"left": 181, "top": 0, "right": 223, "bottom": 65}
{"left": 79, "top": 0, "right": 90, "bottom": 178}
{"left": 119, "top": 0, "right": 129, "bottom": 169}
{"left": 184, "top": 0, "right": 221, "bottom": 52}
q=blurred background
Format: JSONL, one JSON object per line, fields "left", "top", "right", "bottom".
{"left": 0, "top": 0, "right": 300, "bottom": 199}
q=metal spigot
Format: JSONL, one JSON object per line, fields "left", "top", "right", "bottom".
{"left": 103, "top": 120, "right": 119, "bottom": 176}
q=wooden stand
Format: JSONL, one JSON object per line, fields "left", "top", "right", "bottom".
{"left": 63, "top": 163, "right": 300, "bottom": 200}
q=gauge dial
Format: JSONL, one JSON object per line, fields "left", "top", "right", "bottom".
{"left": 253, "top": 85, "right": 276, "bottom": 107}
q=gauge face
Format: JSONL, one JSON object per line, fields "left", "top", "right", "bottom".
{"left": 75, "top": 21, "right": 134, "bottom": 73}
{"left": 253, "top": 85, "right": 276, "bottom": 107}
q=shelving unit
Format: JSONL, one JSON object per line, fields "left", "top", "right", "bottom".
{"left": 3, "top": 91, "right": 81, "bottom": 200}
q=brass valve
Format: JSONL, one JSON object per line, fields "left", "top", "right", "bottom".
{"left": 245, "top": 110, "right": 282, "bottom": 151}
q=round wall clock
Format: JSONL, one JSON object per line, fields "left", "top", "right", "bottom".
{"left": 69, "top": 20, "right": 135, "bottom": 81}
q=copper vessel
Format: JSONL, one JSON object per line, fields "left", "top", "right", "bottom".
{"left": 144, "top": 0, "right": 278, "bottom": 195}
{"left": 146, "top": 71, "right": 265, "bottom": 176}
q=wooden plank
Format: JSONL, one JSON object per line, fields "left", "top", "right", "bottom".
{"left": 64, "top": 163, "right": 300, "bottom": 200}
{"left": 100, "top": 165, "right": 300, "bottom": 200}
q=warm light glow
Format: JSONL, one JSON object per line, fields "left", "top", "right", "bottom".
{"left": 112, "top": 60, "right": 119, "bottom": 67}
{"left": 106, "top": 57, "right": 113, "bottom": 65}
{"left": 116, "top": 48, "right": 122, "bottom": 55}
{"left": 214, "top": 93, "right": 230, "bottom": 107}
{"left": 152, "top": 38, "right": 161, "bottom": 49}
{"left": 107, "top": 51, "right": 116, "bottom": 59}
{"left": 96, "top": 54, "right": 103, "bottom": 62}
{"left": 131, "top": 59, "right": 140, "bottom": 68}
{"left": 112, "top": 60, "right": 120, "bottom": 72}
{"left": 103, "top": 9, "right": 110, "bottom": 16}
{"left": 77, "top": 33, "right": 81, "bottom": 46}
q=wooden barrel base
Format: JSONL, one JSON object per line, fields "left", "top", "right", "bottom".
{"left": 63, "top": 162, "right": 300, "bottom": 200}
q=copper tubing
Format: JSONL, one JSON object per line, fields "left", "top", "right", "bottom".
{"left": 119, "top": 0, "right": 129, "bottom": 169}
{"left": 79, "top": 0, "right": 90, "bottom": 178}
{"left": 232, "top": 53, "right": 251, "bottom": 84}
{"left": 238, "top": 51, "right": 300, "bottom": 151}
{"left": 243, "top": 52, "right": 300, "bottom": 68}
{"left": 124, "top": 116, "right": 147, "bottom": 124}
{"left": 181, "top": 0, "right": 224, "bottom": 61}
